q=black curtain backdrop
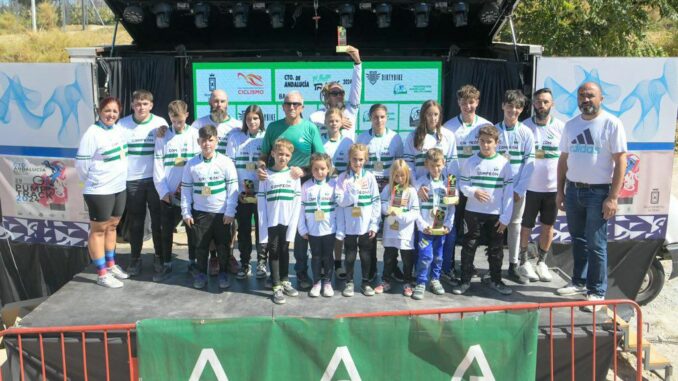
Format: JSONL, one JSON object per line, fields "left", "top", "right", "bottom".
{"left": 98, "top": 56, "right": 179, "bottom": 121}
{"left": 443, "top": 57, "right": 529, "bottom": 124}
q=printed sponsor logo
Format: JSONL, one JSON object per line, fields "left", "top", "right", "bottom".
{"left": 366, "top": 71, "right": 380, "bottom": 85}
{"left": 393, "top": 84, "right": 407, "bottom": 95}
{"left": 569, "top": 129, "right": 601, "bottom": 154}
{"left": 409, "top": 108, "right": 420, "bottom": 127}
{"left": 237, "top": 73, "right": 264, "bottom": 87}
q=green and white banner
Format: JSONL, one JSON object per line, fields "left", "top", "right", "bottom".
{"left": 192, "top": 61, "right": 442, "bottom": 137}
{"left": 137, "top": 312, "right": 538, "bottom": 380}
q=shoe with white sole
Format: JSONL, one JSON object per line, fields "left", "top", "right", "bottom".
{"left": 582, "top": 294, "right": 605, "bottom": 313}
{"left": 97, "top": 273, "right": 123, "bottom": 288}
{"left": 517, "top": 262, "right": 539, "bottom": 282}
{"left": 535, "top": 261, "right": 552, "bottom": 282}
{"left": 107, "top": 264, "right": 130, "bottom": 280}
{"left": 556, "top": 282, "right": 587, "bottom": 296}
{"left": 309, "top": 281, "right": 321, "bottom": 297}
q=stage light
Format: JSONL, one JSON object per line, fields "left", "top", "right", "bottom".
{"left": 176, "top": 2, "right": 189, "bottom": 11}
{"left": 413, "top": 3, "right": 430, "bottom": 28}
{"left": 268, "top": 3, "right": 285, "bottom": 29}
{"left": 479, "top": 1, "right": 500, "bottom": 25}
{"left": 452, "top": 1, "right": 468, "bottom": 27}
{"left": 152, "top": 3, "right": 172, "bottom": 29}
{"left": 338, "top": 3, "right": 355, "bottom": 29}
{"left": 122, "top": 4, "right": 144, "bottom": 24}
{"left": 232, "top": 2, "right": 249, "bottom": 28}
{"left": 358, "top": 2, "right": 372, "bottom": 11}
{"left": 374, "top": 3, "right": 391, "bottom": 28}
{"left": 194, "top": 2, "right": 210, "bottom": 29}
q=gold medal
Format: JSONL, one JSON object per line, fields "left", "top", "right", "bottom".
{"left": 390, "top": 220, "right": 399, "bottom": 230}
{"left": 503, "top": 151, "right": 511, "bottom": 160}
{"left": 314, "top": 210, "right": 325, "bottom": 221}
{"left": 245, "top": 162, "right": 256, "bottom": 171}
{"left": 351, "top": 206, "right": 362, "bottom": 217}
{"left": 535, "top": 149, "right": 545, "bottom": 159}
{"left": 201, "top": 186, "right": 211, "bottom": 196}
{"left": 463, "top": 146, "right": 472, "bottom": 155}
{"left": 174, "top": 157, "right": 186, "bottom": 166}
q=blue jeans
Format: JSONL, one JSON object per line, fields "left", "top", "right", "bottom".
{"left": 416, "top": 233, "right": 444, "bottom": 285}
{"left": 565, "top": 183, "right": 610, "bottom": 297}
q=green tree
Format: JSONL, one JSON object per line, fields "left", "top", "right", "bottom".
{"left": 505, "top": 0, "right": 678, "bottom": 56}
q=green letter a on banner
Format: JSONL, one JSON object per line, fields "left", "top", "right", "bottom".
{"left": 451, "top": 345, "right": 495, "bottom": 381}
{"left": 189, "top": 348, "right": 229, "bottom": 381}
{"left": 320, "top": 346, "right": 362, "bottom": 381}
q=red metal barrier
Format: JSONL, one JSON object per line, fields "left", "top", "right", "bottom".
{"left": 0, "top": 323, "right": 136, "bottom": 381}
{"left": 338, "top": 299, "right": 644, "bottom": 381}
{"left": 0, "top": 300, "right": 642, "bottom": 381}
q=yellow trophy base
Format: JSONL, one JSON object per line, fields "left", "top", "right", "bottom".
{"left": 336, "top": 46, "right": 349, "bottom": 53}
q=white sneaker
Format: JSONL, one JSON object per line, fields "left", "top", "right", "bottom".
{"left": 323, "top": 282, "right": 334, "bottom": 297}
{"left": 535, "top": 262, "right": 552, "bottom": 282}
{"left": 556, "top": 282, "right": 587, "bottom": 296}
{"left": 107, "top": 264, "right": 130, "bottom": 279}
{"left": 309, "top": 281, "right": 321, "bottom": 297}
{"left": 582, "top": 294, "right": 605, "bottom": 312}
{"left": 517, "top": 262, "right": 539, "bottom": 282}
{"left": 97, "top": 273, "right": 123, "bottom": 288}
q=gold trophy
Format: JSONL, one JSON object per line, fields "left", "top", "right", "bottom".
{"left": 336, "top": 26, "right": 348, "bottom": 53}
{"left": 387, "top": 185, "right": 406, "bottom": 216}
{"left": 443, "top": 175, "right": 459, "bottom": 205}
{"left": 429, "top": 208, "right": 447, "bottom": 236}
{"left": 243, "top": 179, "right": 257, "bottom": 204}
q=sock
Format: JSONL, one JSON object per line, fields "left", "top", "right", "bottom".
{"left": 537, "top": 246, "right": 549, "bottom": 263}
{"left": 104, "top": 250, "right": 115, "bottom": 268}
{"left": 94, "top": 257, "right": 107, "bottom": 276}
{"left": 334, "top": 260, "right": 342, "bottom": 269}
{"left": 519, "top": 248, "right": 528, "bottom": 265}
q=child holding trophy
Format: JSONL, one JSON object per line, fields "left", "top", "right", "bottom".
{"left": 378, "top": 160, "right": 419, "bottom": 294}
{"left": 413, "top": 148, "right": 455, "bottom": 300}
{"left": 225, "top": 105, "right": 268, "bottom": 280}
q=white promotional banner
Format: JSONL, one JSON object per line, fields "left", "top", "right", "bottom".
{"left": 0, "top": 63, "right": 95, "bottom": 246}
{"left": 535, "top": 57, "right": 678, "bottom": 241}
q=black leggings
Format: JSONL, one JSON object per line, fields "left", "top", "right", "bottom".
{"left": 267, "top": 224, "right": 290, "bottom": 286}
{"left": 159, "top": 201, "right": 195, "bottom": 263}
{"left": 344, "top": 233, "right": 375, "bottom": 285}
{"left": 383, "top": 247, "right": 415, "bottom": 283}
{"left": 235, "top": 200, "right": 264, "bottom": 265}
{"left": 308, "top": 234, "right": 335, "bottom": 283}
{"left": 461, "top": 211, "right": 504, "bottom": 283}
{"left": 126, "top": 178, "right": 161, "bottom": 258}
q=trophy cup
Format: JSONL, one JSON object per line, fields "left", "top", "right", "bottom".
{"left": 443, "top": 174, "right": 459, "bottom": 205}
{"left": 243, "top": 179, "right": 257, "bottom": 204}
{"left": 336, "top": 26, "right": 348, "bottom": 53}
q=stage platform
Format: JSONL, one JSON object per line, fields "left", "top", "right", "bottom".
{"left": 19, "top": 239, "right": 595, "bottom": 327}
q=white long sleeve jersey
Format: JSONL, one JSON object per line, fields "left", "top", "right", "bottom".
{"left": 191, "top": 114, "right": 241, "bottom": 157}
{"left": 225, "top": 129, "right": 265, "bottom": 193}
{"left": 460, "top": 153, "right": 514, "bottom": 226}
{"left": 257, "top": 169, "right": 302, "bottom": 244}
{"left": 496, "top": 121, "right": 535, "bottom": 197}
{"left": 414, "top": 175, "right": 455, "bottom": 231}
{"left": 380, "top": 185, "right": 420, "bottom": 250}
{"left": 298, "top": 178, "right": 338, "bottom": 237}
{"left": 75, "top": 122, "right": 128, "bottom": 195}
{"left": 403, "top": 129, "right": 459, "bottom": 179}
{"left": 180, "top": 152, "right": 239, "bottom": 219}
{"left": 309, "top": 63, "right": 362, "bottom": 141}
{"left": 153, "top": 127, "right": 200, "bottom": 199}
{"left": 119, "top": 114, "right": 168, "bottom": 181}
{"left": 334, "top": 169, "right": 381, "bottom": 239}
{"left": 443, "top": 114, "right": 492, "bottom": 171}
{"left": 356, "top": 128, "right": 404, "bottom": 182}
{"left": 322, "top": 134, "right": 353, "bottom": 174}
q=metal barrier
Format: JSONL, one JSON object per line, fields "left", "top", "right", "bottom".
{"left": 338, "top": 299, "right": 644, "bottom": 381}
{"left": 0, "top": 300, "right": 642, "bottom": 381}
{"left": 0, "top": 323, "right": 136, "bottom": 381}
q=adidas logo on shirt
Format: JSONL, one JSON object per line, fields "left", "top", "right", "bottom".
{"left": 570, "top": 128, "right": 601, "bottom": 154}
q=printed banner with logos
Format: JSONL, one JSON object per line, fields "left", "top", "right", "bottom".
{"left": 192, "top": 61, "right": 442, "bottom": 137}
{"left": 0, "top": 63, "right": 95, "bottom": 246}
{"left": 137, "top": 312, "right": 538, "bottom": 381}
{"left": 535, "top": 57, "right": 678, "bottom": 242}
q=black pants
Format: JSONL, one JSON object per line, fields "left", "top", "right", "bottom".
{"left": 126, "top": 178, "right": 161, "bottom": 258}
{"left": 368, "top": 218, "right": 385, "bottom": 279}
{"left": 267, "top": 224, "right": 291, "bottom": 286}
{"left": 192, "top": 210, "right": 232, "bottom": 275}
{"left": 461, "top": 211, "right": 504, "bottom": 283}
{"left": 383, "top": 247, "right": 415, "bottom": 283}
{"left": 344, "top": 233, "right": 375, "bottom": 284}
{"left": 453, "top": 192, "right": 468, "bottom": 238}
{"left": 159, "top": 201, "right": 195, "bottom": 263}
{"left": 235, "top": 201, "right": 265, "bottom": 266}
{"left": 308, "top": 234, "right": 335, "bottom": 283}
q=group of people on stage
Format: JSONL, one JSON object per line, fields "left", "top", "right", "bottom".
{"left": 76, "top": 47, "right": 626, "bottom": 308}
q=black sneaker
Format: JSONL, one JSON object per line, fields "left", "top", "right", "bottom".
{"left": 236, "top": 265, "right": 251, "bottom": 280}
{"left": 126, "top": 258, "right": 142, "bottom": 277}
{"left": 452, "top": 282, "right": 471, "bottom": 295}
{"left": 392, "top": 267, "right": 405, "bottom": 283}
{"left": 153, "top": 263, "right": 172, "bottom": 282}
{"left": 488, "top": 279, "right": 513, "bottom": 295}
{"left": 297, "top": 273, "right": 312, "bottom": 290}
{"left": 508, "top": 263, "right": 527, "bottom": 284}
{"left": 153, "top": 255, "right": 163, "bottom": 273}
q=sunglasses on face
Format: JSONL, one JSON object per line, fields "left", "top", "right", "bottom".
{"left": 284, "top": 102, "right": 303, "bottom": 108}
{"left": 328, "top": 90, "right": 345, "bottom": 96}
